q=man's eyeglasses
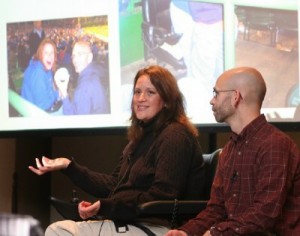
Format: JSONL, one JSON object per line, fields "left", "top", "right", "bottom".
{"left": 71, "top": 52, "right": 90, "bottom": 59}
{"left": 213, "top": 88, "right": 236, "bottom": 98}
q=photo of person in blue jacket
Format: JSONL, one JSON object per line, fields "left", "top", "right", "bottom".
{"left": 21, "top": 38, "right": 60, "bottom": 111}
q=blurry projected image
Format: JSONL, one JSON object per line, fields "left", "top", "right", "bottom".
{"left": 119, "top": 0, "right": 299, "bottom": 126}
{"left": 120, "top": 0, "right": 225, "bottom": 124}
{"left": 1, "top": 0, "right": 299, "bottom": 132}
{"left": 8, "top": 16, "right": 110, "bottom": 117}
{"left": 234, "top": 5, "right": 299, "bottom": 122}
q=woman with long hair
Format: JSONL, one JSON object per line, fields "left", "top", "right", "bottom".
{"left": 21, "top": 38, "right": 59, "bottom": 111}
{"left": 29, "top": 65, "right": 205, "bottom": 235}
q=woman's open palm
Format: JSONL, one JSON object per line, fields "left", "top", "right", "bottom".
{"left": 28, "top": 156, "right": 71, "bottom": 175}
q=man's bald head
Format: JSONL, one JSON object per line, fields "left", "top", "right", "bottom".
{"left": 219, "top": 67, "right": 266, "bottom": 108}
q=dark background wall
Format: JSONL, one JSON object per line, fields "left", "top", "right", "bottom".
{"left": 0, "top": 128, "right": 299, "bottom": 230}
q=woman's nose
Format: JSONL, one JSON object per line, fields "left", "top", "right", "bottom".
{"left": 138, "top": 92, "right": 146, "bottom": 101}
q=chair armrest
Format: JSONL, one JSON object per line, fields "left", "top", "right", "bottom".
{"left": 49, "top": 196, "right": 81, "bottom": 221}
{"left": 138, "top": 200, "right": 208, "bottom": 216}
{"left": 50, "top": 196, "right": 208, "bottom": 222}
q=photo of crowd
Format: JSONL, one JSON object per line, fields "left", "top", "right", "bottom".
{"left": 7, "top": 15, "right": 110, "bottom": 117}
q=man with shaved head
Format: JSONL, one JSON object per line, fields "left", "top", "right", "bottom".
{"left": 166, "top": 67, "right": 300, "bottom": 236}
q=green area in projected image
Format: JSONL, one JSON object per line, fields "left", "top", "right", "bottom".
{"left": 119, "top": 0, "right": 144, "bottom": 67}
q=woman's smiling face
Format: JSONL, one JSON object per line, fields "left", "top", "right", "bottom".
{"left": 42, "top": 43, "right": 55, "bottom": 71}
{"left": 133, "top": 74, "right": 164, "bottom": 123}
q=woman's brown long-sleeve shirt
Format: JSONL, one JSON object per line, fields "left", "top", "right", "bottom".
{"left": 63, "top": 121, "right": 205, "bottom": 221}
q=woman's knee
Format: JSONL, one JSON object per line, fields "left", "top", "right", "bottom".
{"left": 45, "top": 220, "right": 78, "bottom": 236}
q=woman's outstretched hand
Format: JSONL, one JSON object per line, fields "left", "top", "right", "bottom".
{"left": 28, "top": 156, "right": 71, "bottom": 175}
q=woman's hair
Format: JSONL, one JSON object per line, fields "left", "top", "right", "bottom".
{"left": 127, "top": 65, "right": 198, "bottom": 142}
{"left": 33, "top": 38, "right": 57, "bottom": 71}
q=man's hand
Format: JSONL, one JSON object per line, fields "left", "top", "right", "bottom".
{"left": 203, "top": 230, "right": 212, "bottom": 236}
{"left": 164, "top": 229, "right": 188, "bottom": 236}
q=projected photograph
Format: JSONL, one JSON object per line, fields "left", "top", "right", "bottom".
{"left": 119, "top": 0, "right": 299, "bottom": 123}
{"left": 234, "top": 6, "right": 299, "bottom": 121}
{"left": 7, "top": 15, "right": 110, "bottom": 117}
{"left": 1, "top": 0, "right": 299, "bottom": 132}
{"left": 119, "top": 0, "right": 224, "bottom": 123}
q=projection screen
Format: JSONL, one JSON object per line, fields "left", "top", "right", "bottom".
{"left": 1, "top": 0, "right": 299, "bottom": 132}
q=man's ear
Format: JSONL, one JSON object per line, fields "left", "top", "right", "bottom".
{"left": 232, "top": 90, "right": 242, "bottom": 107}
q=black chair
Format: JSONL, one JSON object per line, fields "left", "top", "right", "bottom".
{"left": 50, "top": 149, "right": 222, "bottom": 227}
{"left": 137, "top": 148, "right": 221, "bottom": 227}
{"left": 50, "top": 194, "right": 81, "bottom": 221}
{"left": 141, "top": 0, "right": 187, "bottom": 73}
